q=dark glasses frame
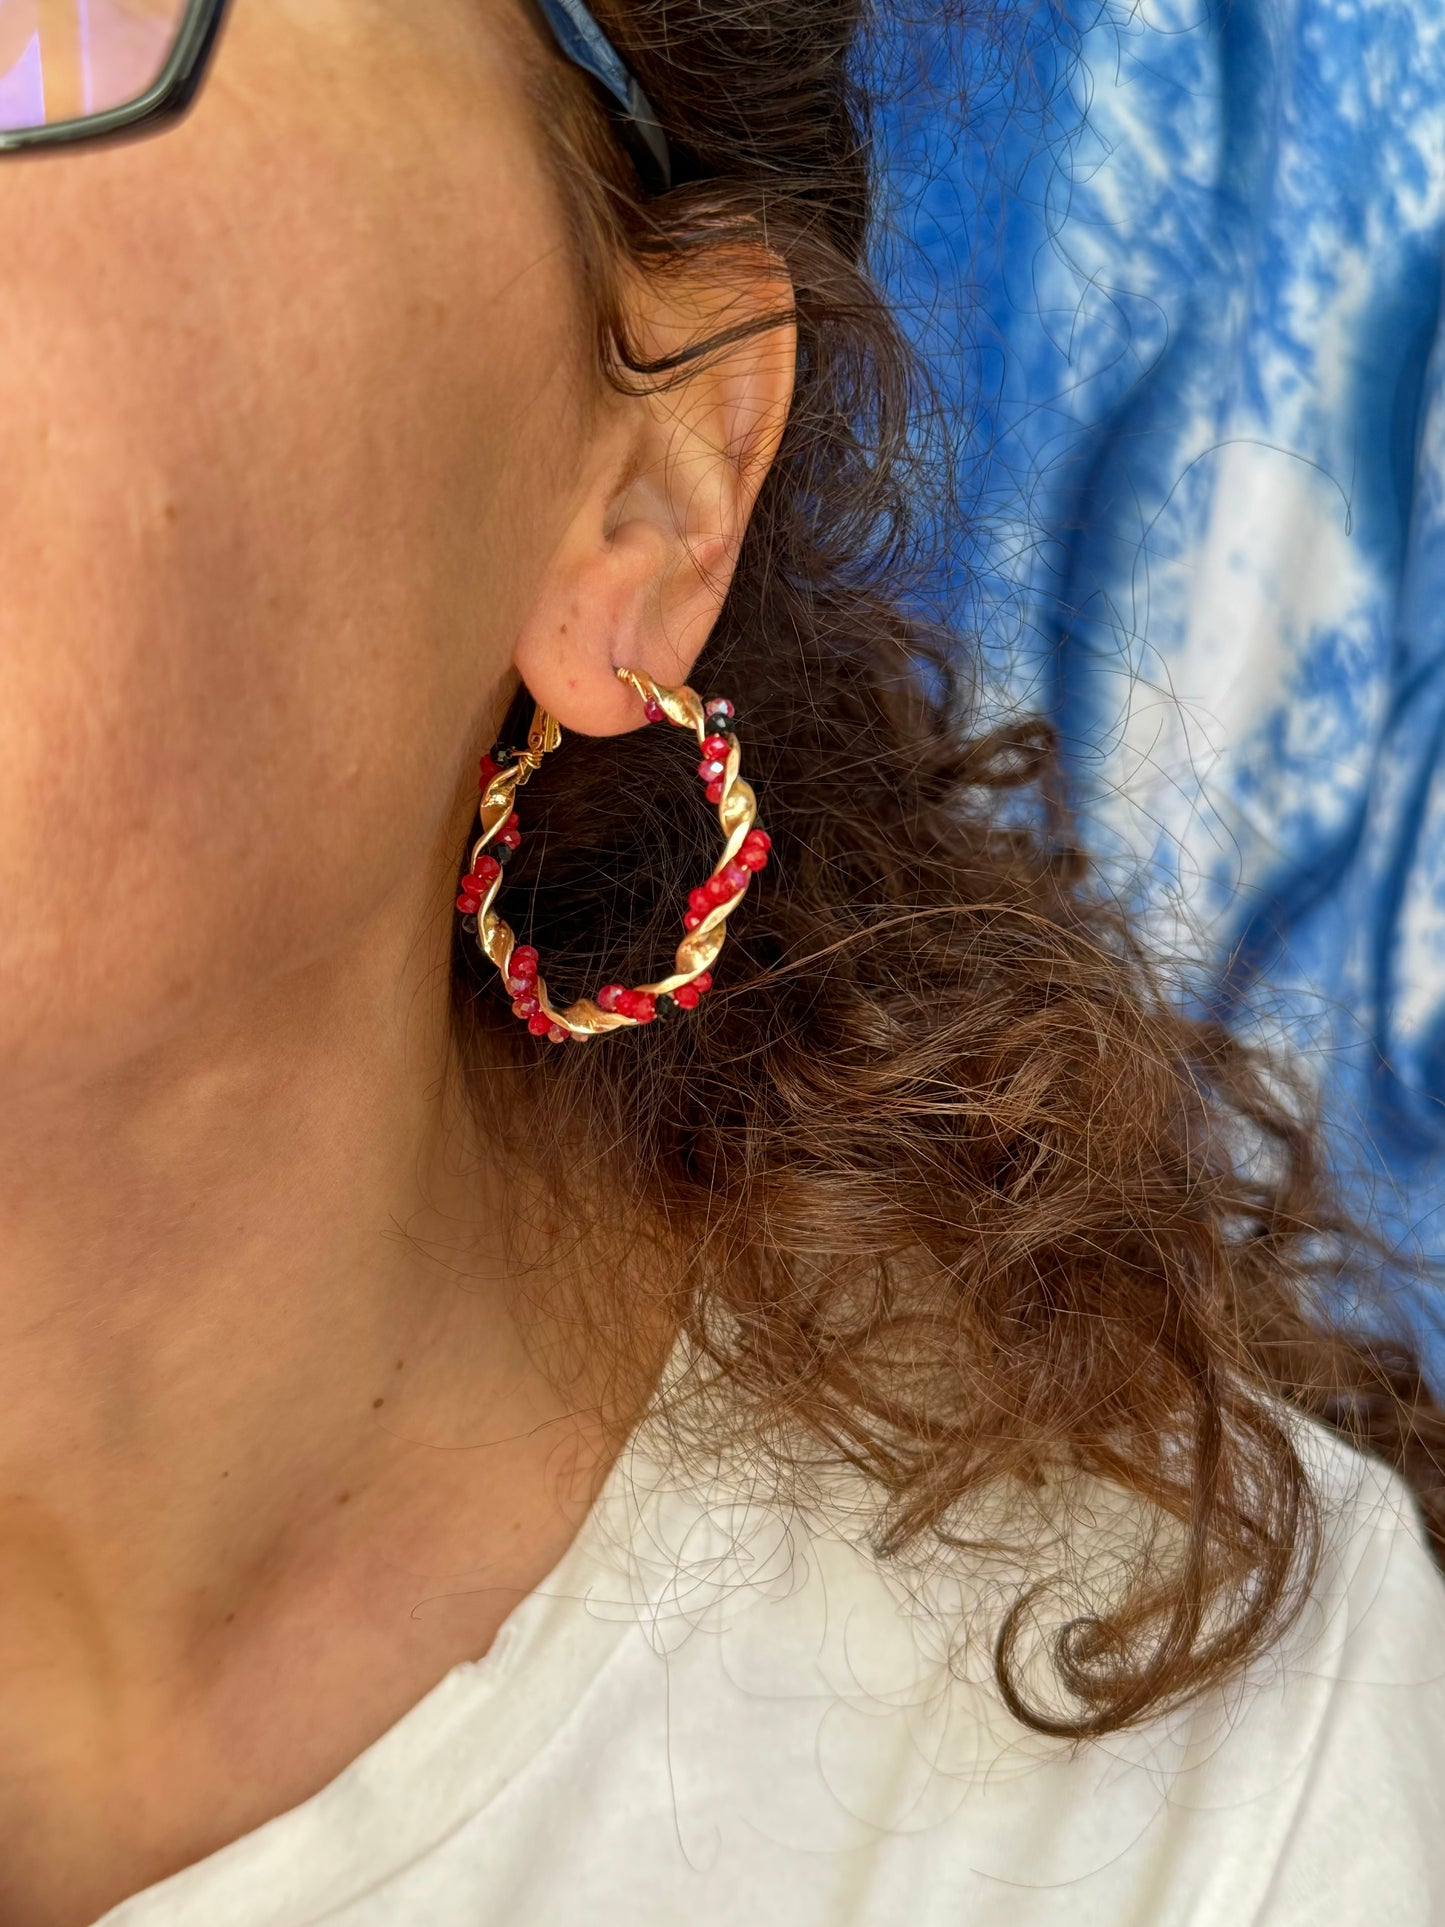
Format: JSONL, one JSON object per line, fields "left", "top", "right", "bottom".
{"left": 0, "top": 0, "right": 229, "bottom": 155}
{"left": 0, "top": 0, "right": 677, "bottom": 191}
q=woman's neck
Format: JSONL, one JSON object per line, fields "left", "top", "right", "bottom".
{"left": 0, "top": 924, "right": 614, "bottom": 1925}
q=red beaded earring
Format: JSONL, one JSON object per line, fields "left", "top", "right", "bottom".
{"left": 455, "top": 666, "right": 770, "bottom": 1042}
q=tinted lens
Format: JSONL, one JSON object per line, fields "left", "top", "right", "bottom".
{"left": 0, "top": 0, "right": 191, "bottom": 133}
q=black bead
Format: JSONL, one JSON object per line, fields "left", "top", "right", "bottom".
{"left": 652, "top": 993, "right": 679, "bottom": 1020}
{"left": 495, "top": 842, "right": 513, "bottom": 866}
{"left": 490, "top": 742, "right": 517, "bottom": 767}
{"left": 460, "top": 914, "right": 479, "bottom": 935}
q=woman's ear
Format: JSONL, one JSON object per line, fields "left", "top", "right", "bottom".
{"left": 512, "top": 248, "right": 795, "bottom": 734}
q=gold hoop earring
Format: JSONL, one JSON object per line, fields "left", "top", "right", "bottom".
{"left": 455, "top": 666, "right": 770, "bottom": 1042}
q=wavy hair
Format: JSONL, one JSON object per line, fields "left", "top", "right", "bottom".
{"left": 450, "top": 0, "right": 1445, "bottom": 1736}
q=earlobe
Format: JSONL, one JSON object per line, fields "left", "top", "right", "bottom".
{"left": 513, "top": 251, "right": 796, "bottom": 737}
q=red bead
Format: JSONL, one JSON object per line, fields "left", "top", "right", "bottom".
{"left": 527, "top": 1012, "right": 552, "bottom": 1037}
{"left": 478, "top": 755, "right": 499, "bottom": 783}
{"left": 512, "top": 995, "right": 540, "bottom": 1018}
{"left": 697, "top": 758, "right": 726, "bottom": 783}
{"left": 701, "top": 734, "right": 730, "bottom": 760}
{"left": 705, "top": 779, "right": 725, "bottom": 805}
{"left": 460, "top": 874, "right": 488, "bottom": 896}
{"left": 704, "top": 874, "right": 733, "bottom": 905}
{"left": 683, "top": 911, "right": 704, "bottom": 932}
{"left": 673, "top": 984, "right": 701, "bottom": 1010}
{"left": 511, "top": 943, "right": 538, "bottom": 968}
{"left": 507, "top": 976, "right": 534, "bottom": 997}
{"left": 738, "top": 845, "right": 769, "bottom": 871}
{"left": 504, "top": 812, "right": 520, "bottom": 833}
{"left": 498, "top": 828, "right": 522, "bottom": 850}
{"left": 596, "top": 984, "right": 627, "bottom": 1014}
{"left": 456, "top": 892, "right": 482, "bottom": 915}
{"left": 693, "top": 971, "right": 713, "bottom": 994}
{"left": 744, "top": 828, "right": 771, "bottom": 852}
{"left": 547, "top": 1025, "right": 568, "bottom": 1045}
{"left": 629, "top": 993, "right": 656, "bottom": 1024}
{"left": 704, "top": 697, "right": 735, "bottom": 720}
{"left": 688, "top": 886, "right": 713, "bottom": 917}
{"left": 644, "top": 698, "right": 666, "bottom": 723}
{"left": 721, "top": 862, "right": 750, "bottom": 893}
{"left": 472, "top": 855, "right": 502, "bottom": 884}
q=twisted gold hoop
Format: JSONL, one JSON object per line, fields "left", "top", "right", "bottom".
{"left": 454, "top": 666, "right": 768, "bottom": 1042}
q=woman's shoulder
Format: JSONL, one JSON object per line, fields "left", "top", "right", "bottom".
{"left": 582, "top": 1421, "right": 1445, "bottom": 1923}
{"left": 112, "top": 1424, "right": 1444, "bottom": 1927}
{"left": 603, "top": 1415, "right": 1444, "bottom": 1685}
{"left": 1292, "top": 1413, "right": 1444, "bottom": 1653}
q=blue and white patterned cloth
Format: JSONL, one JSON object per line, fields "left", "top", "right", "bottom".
{"left": 879, "top": 0, "right": 1445, "bottom": 1368}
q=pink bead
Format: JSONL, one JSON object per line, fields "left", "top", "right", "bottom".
{"left": 527, "top": 1012, "right": 552, "bottom": 1037}
{"left": 705, "top": 779, "right": 725, "bottom": 805}
{"left": 507, "top": 976, "right": 534, "bottom": 997}
{"left": 738, "top": 845, "right": 769, "bottom": 871}
{"left": 456, "top": 892, "right": 481, "bottom": 915}
{"left": 701, "top": 734, "right": 730, "bottom": 760}
{"left": 673, "top": 984, "right": 701, "bottom": 1010}
{"left": 692, "top": 971, "right": 713, "bottom": 994}
{"left": 683, "top": 911, "right": 704, "bottom": 932}
{"left": 512, "top": 995, "right": 540, "bottom": 1018}
{"left": 697, "top": 758, "right": 726, "bottom": 783}
{"left": 644, "top": 698, "right": 666, "bottom": 723}
{"left": 547, "top": 1025, "right": 568, "bottom": 1044}
{"left": 704, "top": 697, "right": 735, "bottom": 720}
{"left": 704, "top": 874, "right": 733, "bottom": 905}
{"left": 596, "top": 984, "right": 627, "bottom": 1014}
{"left": 721, "top": 862, "right": 750, "bottom": 893}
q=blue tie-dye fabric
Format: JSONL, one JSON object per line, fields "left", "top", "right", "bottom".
{"left": 877, "top": 0, "right": 1445, "bottom": 1368}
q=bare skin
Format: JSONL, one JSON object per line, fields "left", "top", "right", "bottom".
{"left": 0, "top": 0, "right": 793, "bottom": 1920}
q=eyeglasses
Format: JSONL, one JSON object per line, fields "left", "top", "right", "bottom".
{"left": 0, "top": 0, "right": 676, "bottom": 190}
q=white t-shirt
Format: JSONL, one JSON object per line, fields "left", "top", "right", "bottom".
{"left": 106, "top": 1423, "right": 1445, "bottom": 1926}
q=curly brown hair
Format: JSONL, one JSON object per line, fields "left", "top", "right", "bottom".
{"left": 450, "top": 0, "right": 1445, "bottom": 1738}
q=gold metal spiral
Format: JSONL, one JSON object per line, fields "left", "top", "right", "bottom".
{"left": 463, "top": 666, "right": 759, "bottom": 1040}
